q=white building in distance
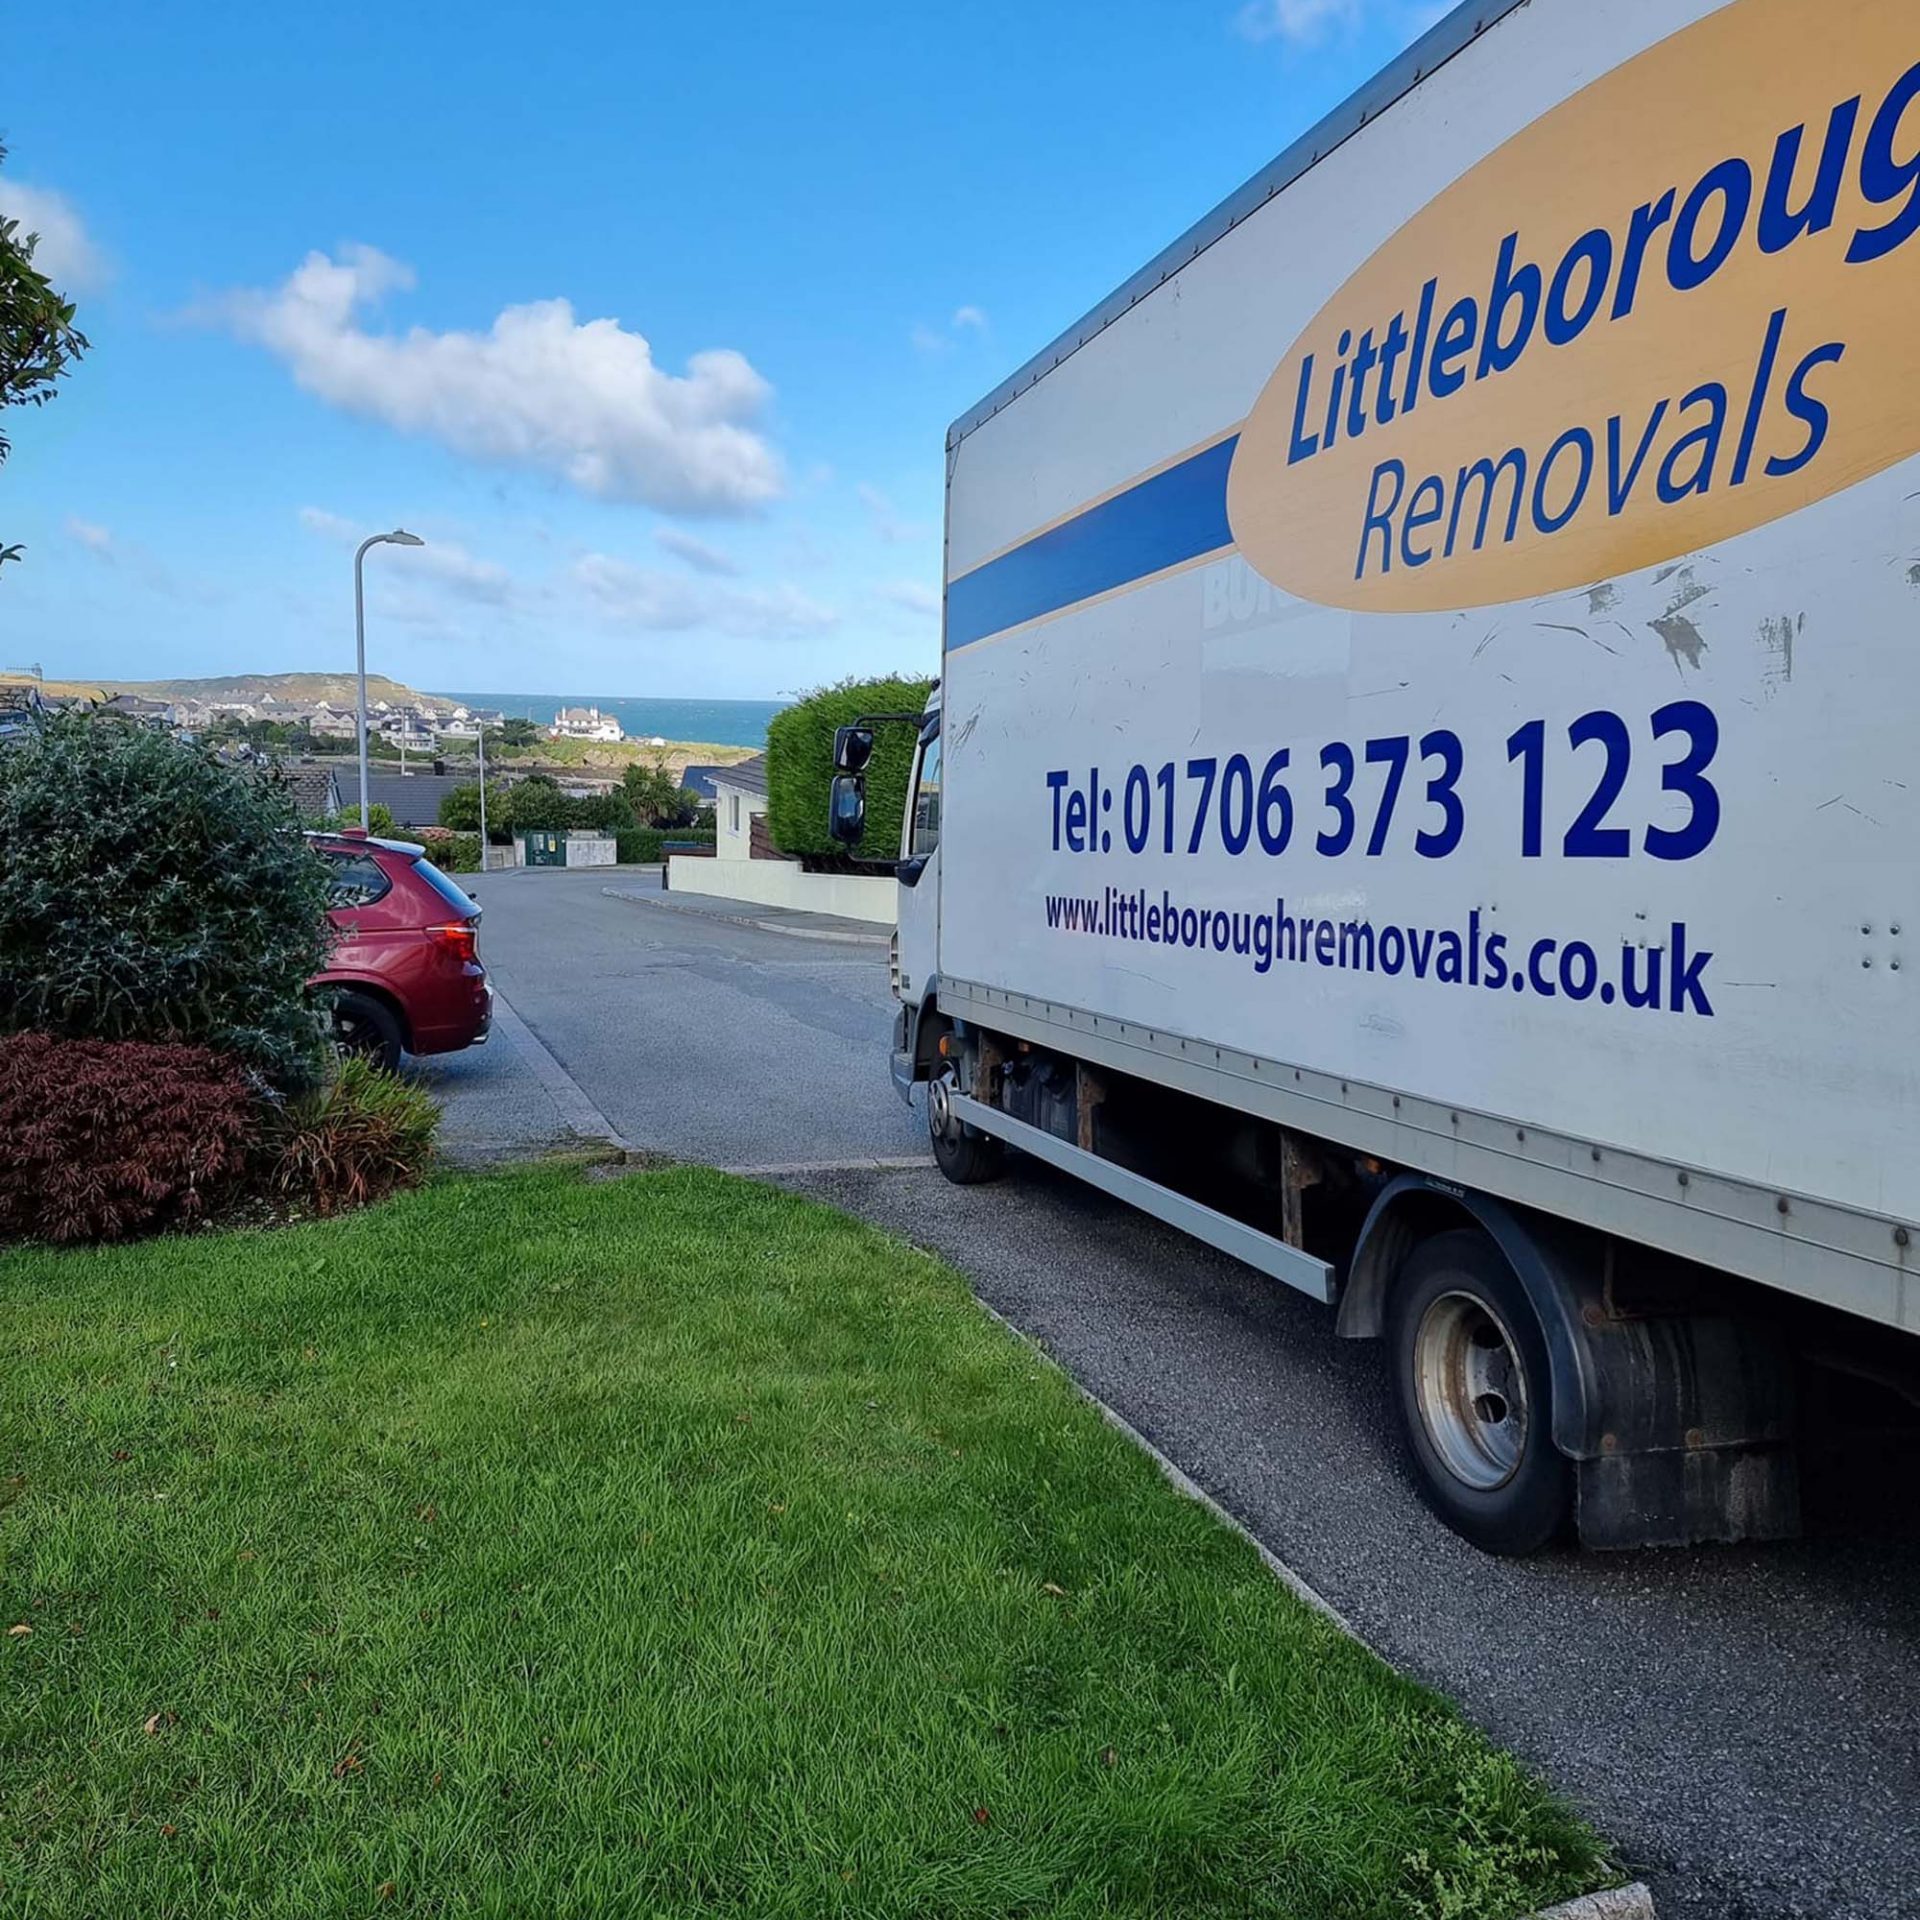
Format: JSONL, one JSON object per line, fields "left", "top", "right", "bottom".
{"left": 550, "top": 705, "right": 623, "bottom": 743}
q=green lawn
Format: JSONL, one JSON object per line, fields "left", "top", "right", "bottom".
{"left": 0, "top": 1167, "right": 1608, "bottom": 1918}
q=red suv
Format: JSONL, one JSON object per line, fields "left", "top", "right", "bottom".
{"left": 308, "top": 829, "right": 492, "bottom": 1071}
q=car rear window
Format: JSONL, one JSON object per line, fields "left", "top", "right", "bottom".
{"left": 321, "top": 851, "right": 392, "bottom": 908}
{"left": 412, "top": 858, "right": 479, "bottom": 919}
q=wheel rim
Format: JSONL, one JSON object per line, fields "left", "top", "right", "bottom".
{"left": 1411, "top": 1289, "right": 1530, "bottom": 1491}
{"left": 927, "top": 1068, "right": 958, "bottom": 1142}
{"left": 334, "top": 1009, "right": 381, "bottom": 1057}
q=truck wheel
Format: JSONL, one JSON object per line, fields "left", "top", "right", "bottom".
{"left": 331, "top": 990, "right": 404, "bottom": 1074}
{"left": 928, "top": 1065, "right": 1004, "bottom": 1185}
{"left": 1387, "top": 1229, "right": 1571, "bottom": 1555}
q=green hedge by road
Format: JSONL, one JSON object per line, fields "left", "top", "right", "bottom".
{"left": 766, "top": 675, "right": 933, "bottom": 862}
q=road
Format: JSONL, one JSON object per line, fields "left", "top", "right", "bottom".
{"left": 457, "top": 867, "right": 1920, "bottom": 1920}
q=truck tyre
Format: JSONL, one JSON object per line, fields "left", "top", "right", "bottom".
{"left": 1387, "top": 1229, "right": 1571, "bottom": 1555}
{"left": 330, "top": 989, "right": 404, "bottom": 1075}
{"left": 928, "top": 1064, "right": 1004, "bottom": 1185}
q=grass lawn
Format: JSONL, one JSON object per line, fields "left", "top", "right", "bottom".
{"left": 0, "top": 1167, "right": 1609, "bottom": 1918}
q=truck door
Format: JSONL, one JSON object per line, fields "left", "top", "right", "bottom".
{"left": 896, "top": 715, "right": 941, "bottom": 1001}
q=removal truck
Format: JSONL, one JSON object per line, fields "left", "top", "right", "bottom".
{"left": 829, "top": 0, "right": 1920, "bottom": 1551}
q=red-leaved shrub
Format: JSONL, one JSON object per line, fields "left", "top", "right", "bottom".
{"left": 0, "top": 1033, "right": 259, "bottom": 1243}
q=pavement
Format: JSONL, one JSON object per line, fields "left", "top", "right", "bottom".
{"left": 607, "top": 873, "right": 891, "bottom": 947}
{"left": 447, "top": 865, "right": 1920, "bottom": 1920}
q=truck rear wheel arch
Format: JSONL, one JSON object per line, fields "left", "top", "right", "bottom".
{"left": 1346, "top": 1175, "right": 1800, "bottom": 1546}
{"left": 1342, "top": 1176, "right": 1605, "bottom": 1464}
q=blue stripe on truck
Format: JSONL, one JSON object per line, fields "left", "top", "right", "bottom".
{"left": 945, "top": 434, "right": 1240, "bottom": 649}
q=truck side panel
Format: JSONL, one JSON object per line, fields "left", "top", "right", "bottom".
{"left": 938, "top": 0, "right": 1920, "bottom": 1334}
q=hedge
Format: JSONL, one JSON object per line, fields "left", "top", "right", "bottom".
{"left": 613, "top": 827, "right": 718, "bottom": 864}
{"left": 765, "top": 675, "right": 933, "bottom": 861}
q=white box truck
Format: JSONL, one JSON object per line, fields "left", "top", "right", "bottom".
{"left": 829, "top": 0, "right": 1920, "bottom": 1552}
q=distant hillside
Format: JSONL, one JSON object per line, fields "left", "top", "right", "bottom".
{"left": 0, "top": 670, "right": 441, "bottom": 709}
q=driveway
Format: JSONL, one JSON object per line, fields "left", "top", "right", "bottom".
{"left": 465, "top": 866, "right": 1920, "bottom": 1920}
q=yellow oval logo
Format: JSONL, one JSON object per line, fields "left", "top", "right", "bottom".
{"left": 1227, "top": 0, "right": 1920, "bottom": 614}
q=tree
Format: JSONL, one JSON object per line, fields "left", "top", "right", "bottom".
{"left": 438, "top": 780, "right": 508, "bottom": 834}
{"left": 620, "top": 757, "right": 696, "bottom": 826}
{"left": 1, "top": 144, "right": 89, "bottom": 575}
{"left": 497, "top": 716, "right": 541, "bottom": 751}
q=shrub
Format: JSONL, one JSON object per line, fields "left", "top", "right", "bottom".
{"left": 414, "top": 826, "right": 480, "bottom": 873}
{"left": 445, "top": 831, "right": 482, "bottom": 872}
{"left": 620, "top": 759, "right": 699, "bottom": 827}
{"left": 614, "top": 826, "right": 663, "bottom": 865}
{"left": 267, "top": 1056, "right": 439, "bottom": 1217}
{"left": 500, "top": 774, "right": 570, "bottom": 834}
{"left": 0, "top": 714, "right": 333, "bottom": 1085}
{"left": 569, "top": 790, "right": 635, "bottom": 833}
{"left": 319, "top": 803, "right": 397, "bottom": 838}
{"left": 0, "top": 1034, "right": 258, "bottom": 1243}
{"left": 437, "top": 780, "right": 508, "bottom": 834}
{"left": 765, "top": 675, "right": 932, "bottom": 861}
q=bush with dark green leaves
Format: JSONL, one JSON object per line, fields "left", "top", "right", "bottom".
{"left": 568, "top": 789, "right": 636, "bottom": 833}
{"left": 765, "top": 675, "right": 932, "bottom": 861}
{"left": 415, "top": 826, "right": 482, "bottom": 873}
{"left": 0, "top": 714, "right": 333, "bottom": 1085}
{"left": 318, "top": 803, "right": 396, "bottom": 838}
{"left": 499, "top": 774, "right": 570, "bottom": 834}
{"left": 437, "top": 780, "right": 509, "bottom": 837}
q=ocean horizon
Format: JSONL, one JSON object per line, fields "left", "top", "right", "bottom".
{"left": 430, "top": 691, "right": 787, "bottom": 751}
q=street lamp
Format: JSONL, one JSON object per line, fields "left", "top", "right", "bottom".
{"left": 353, "top": 529, "right": 425, "bottom": 828}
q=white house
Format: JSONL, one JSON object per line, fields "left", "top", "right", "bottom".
{"left": 710, "top": 754, "right": 769, "bottom": 859}
{"left": 549, "top": 704, "right": 623, "bottom": 743}
{"left": 666, "top": 750, "right": 893, "bottom": 924}
{"left": 378, "top": 710, "right": 435, "bottom": 753}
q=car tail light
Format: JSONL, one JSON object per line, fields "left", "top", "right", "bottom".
{"left": 426, "top": 921, "right": 479, "bottom": 965}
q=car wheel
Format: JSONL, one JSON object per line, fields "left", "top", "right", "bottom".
{"left": 331, "top": 990, "right": 404, "bottom": 1074}
{"left": 1387, "top": 1229, "right": 1572, "bottom": 1555}
{"left": 928, "top": 1064, "right": 1005, "bottom": 1185}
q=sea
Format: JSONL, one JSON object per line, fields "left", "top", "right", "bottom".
{"left": 429, "top": 691, "right": 786, "bottom": 751}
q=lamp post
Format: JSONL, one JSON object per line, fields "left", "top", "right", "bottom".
{"left": 353, "top": 529, "right": 425, "bottom": 828}
{"left": 476, "top": 716, "right": 490, "bottom": 869}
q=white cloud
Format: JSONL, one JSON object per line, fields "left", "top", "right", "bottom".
{"left": 654, "top": 527, "right": 741, "bottom": 577}
{"left": 62, "top": 514, "right": 220, "bottom": 603}
{"left": 912, "top": 305, "right": 989, "bottom": 354}
{"left": 572, "top": 552, "right": 836, "bottom": 640}
{"left": 1234, "top": 0, "right": 1363, "bottom": 44}
{"left": 0, "top": 183, "right": 107, "bottom": 291}
{"left": 225, "top": 247, "right": 782, "bottom": 514}
{"left": 857, "top": 483, "right": 932, "bottom": 547}
{"left": 298, "top": 506, "right": 514, "bottom": 606}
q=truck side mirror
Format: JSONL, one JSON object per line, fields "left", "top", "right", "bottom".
{"left": 833, "top": 726, "right": 875, "bottom": 773}
{"left": 828, "top": 773, "right": 866, "bottom": 845}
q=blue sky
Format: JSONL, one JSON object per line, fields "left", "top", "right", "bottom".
{"left": 3, "top": 0, "right": 1445, "bottom": 699}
